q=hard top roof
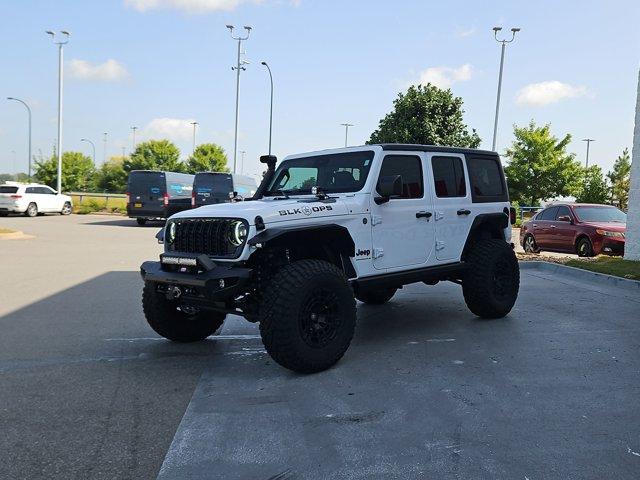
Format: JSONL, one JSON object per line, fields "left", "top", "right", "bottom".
{"left": 377, "top": 144, "right": 497, "bottom": 156}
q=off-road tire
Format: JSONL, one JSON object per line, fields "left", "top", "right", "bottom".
{"left": 523, "top": 234, "right": 540, "bottom": 254}
{"left": 0, "top": 212, "right": 8, "bottom": 217}
{"left": 25, "top": 203, "right": 37, "bottom": 217}
{"left": 136, "top": 218, "right": 147, "bottom": 226}
{"left": 142, "top": 281, "right": 225, "bottom": 342}
{"left": 355, "top": 287, "right": 397, "bottom": 305}
{"left": 61, "top": 202, "right": 72, "bottom": 215}
{"left": 462, "top": 239, "right": 519, "bottom": 319}
{"left": 258, "top": 259, "right": 357, "bottom": 373}
{"left": 577, "top": 237, "right": 595, "bottom": 257}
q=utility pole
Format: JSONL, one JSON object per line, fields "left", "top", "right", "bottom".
{"left": 131, "top": 126, "right": 138, "bottom": 151}
{"left": 240, "top": 150, "right": 246, "bottom": 174}
{"left": 122, "top": 146, "right": 126, "bottom": 158}
{"left": 582, "top": 139, "right": 595, "bottom": 168}
{"left": 261, "top": 62, "right": 274, "bottom": 155}
{"left": 227, "top": 24, "right": 252, "bottom": 174}
{"left": 491, "top": 26, "right": 520, "bottom": 152}
{"left": 80, "top": 138, "right": 96, "bottom": 164}
{"left": 46, "top": 30, "right": 71, "bottom": 193}
{"left": 191, "top": 121, "right": 198, "bottom": 154}
{"left": 103, "top": 132, "right": 108, "bottom": 164}
{"left": 341, "top": 123, "right": 354, "bottom": 147}
{"left": 6, "top": 97, "right": 32, "bottom": 179}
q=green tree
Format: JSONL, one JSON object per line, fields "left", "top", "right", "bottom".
{"left": 34, "top": 151, "right": 96, "bottom": 192}
{"left": 607, "top": 148, "right": 631, "bottom": 209}
{"left": 576, "top": 165, "right": 609, "bottom": 204}
{"left": 504, "top": 121, "right": 583, "bottom": 206}
{"left": 95, "top": 156, "right": 128, "bottom": 193}
{"left": 186, "top": 143, "right": 230, "bottom": 173}
{"left": 124, "top": 139, "right": 184, "bottom": 173}
{"left": 368, "top": 84, "right": 481, "bottom": 147}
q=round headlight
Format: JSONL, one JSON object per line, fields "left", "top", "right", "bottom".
{"left": 167, "top": 222, "right": 176, "bottom": 244}
{"left": 229, "top": 220, "right": 247, "bottom": 246}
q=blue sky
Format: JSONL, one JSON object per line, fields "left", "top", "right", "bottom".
{"left": 1, "top": 0, "right": 639, "bottom": 179}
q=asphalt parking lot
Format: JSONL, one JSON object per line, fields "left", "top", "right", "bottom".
{"left": 1, "top": 215, "right": 639, "bottom": 479}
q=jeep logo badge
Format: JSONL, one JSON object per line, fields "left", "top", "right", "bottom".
{"left": 301, "top": 206, "right": 312, "bottom": 216}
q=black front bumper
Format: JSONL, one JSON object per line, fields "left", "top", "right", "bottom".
{"left": 140, "top": 254, "right": 252, "bottom": 303}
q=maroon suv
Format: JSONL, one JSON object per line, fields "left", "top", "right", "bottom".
{"left": 520, "top": 203, "right": 626, "bottom": 257}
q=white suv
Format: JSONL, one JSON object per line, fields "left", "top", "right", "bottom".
{"left": 0, "top": 182, "right": 73, "bottom": 217}
{"left": 140, "top": 145, "right": 519, "bottom": 373}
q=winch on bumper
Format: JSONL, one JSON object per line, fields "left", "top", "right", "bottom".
{"left": 140, "top": 252, "right": 252, "bottom": 305}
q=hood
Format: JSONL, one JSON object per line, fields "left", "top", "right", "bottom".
{"left": 581, "top": 221, "right": 626, "bottom": 231}
{"left": 168, "top": 196, "right": 354, "bottom": 225}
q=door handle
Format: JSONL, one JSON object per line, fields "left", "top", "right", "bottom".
{"left": 416, "top": 211, "right": 432, "bottom": 219}
{"left": 457, "top": 209, "right": 471, "bottom": 216}
{"left": 532, "top": 224, "right": 538, "bottom": 227}
{"left": 550, "top": 225, "right": 557, "bottom": 228}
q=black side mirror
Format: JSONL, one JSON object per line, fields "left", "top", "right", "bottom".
{"left": 557, "top": 215, "right": 573, "bottom": 224}
{"left": 375, "top": 175, "right": 403, "bottom": 204}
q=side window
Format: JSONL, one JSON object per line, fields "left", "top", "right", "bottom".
{"left": 431, "top": 156, "right": 466, "bottom": 198}
{"left": 467, "top": 157, "right": 505, "bottom": 197}
{"left": 539, "top": 207, "right": 558, "bottom": 221}
{"left": 25, "top": 187, "right": 38, "bottom": 194}
{"left": 555, "top": 206, "right": 571, "bottom": 221}
{"left": 42, "top": 187, "right": 56, "bottom": 195}
{"left": 377, "top": 155, "right": 423, "bottom": 199}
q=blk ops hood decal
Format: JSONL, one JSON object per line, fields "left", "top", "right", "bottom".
{"left": 279, "top": 205, "right": 333, "bottom": 217}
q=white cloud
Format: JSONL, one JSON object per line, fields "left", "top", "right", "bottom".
{"left": 141, "top": 118, "right": 196, "bottom": 142}
{"left": 456, "top": 27, "right": 476, "bottom": 38}
{"left": 125, "top": 0, "right": 252, "bottom": 13}
{"left": 416, "top": 64, "right": 474, "bottom": 89}
{"left": 516, "top": 81, "right": 589, "bottom": 107}
{"left": 68, "top": 59, "right": 130, "bottom": 82}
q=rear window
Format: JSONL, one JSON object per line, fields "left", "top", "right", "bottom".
{"left": 465, "top": 155, "right": 508, "bottom": 203}
{"left": 0, "top": 186, "right": 18, "bottom": 194}
{"left": 194, "top": 173, "right": 233, "bottom": 195}
{"left": 127, "top": 172, "right": 165, "bottom": 195}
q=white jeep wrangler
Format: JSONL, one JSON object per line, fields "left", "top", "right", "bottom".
{"left": 140, "top": 144, "right": 519, "bottom": 373}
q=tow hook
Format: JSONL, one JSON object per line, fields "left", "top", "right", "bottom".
{"left": 166, "top": 285, "right": 182, "bottom": 300}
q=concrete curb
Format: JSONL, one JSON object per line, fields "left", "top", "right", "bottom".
{"left": 520, "top": 260, "right": 640, "bottom": 293}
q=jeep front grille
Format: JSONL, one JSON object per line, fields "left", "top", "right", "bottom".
{"left": 167, "top": 218, "right": 246, "bottom": 258}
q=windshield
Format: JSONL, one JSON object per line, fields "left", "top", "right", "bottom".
{"left": 266, "top": 151, "right": 374, "bottom": 195}
{"left": 574, "top": 206, "right": 627, "bottom": 223}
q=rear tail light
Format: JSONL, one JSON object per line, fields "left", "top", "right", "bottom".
{"left": 10, "top": 195, "right": 22, "bottom": 199}
{"left": 510, "top": 207, "right": 517, "bottom": 225}
{"left": 125, "top": 192, "right": 130, "bottom": 204}
{"left": 163, "top": 193, "right": 169, "bottom": 207}
{"left": 191, "top": 191, "right": 195, "bottom": 207}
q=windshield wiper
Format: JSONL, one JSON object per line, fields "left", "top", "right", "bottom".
{"left": 265, "top": 189, "right": 290, "bottom": 199}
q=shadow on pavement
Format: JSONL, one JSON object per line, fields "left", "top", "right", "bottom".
{"left": 84, "top": 218, "right": 165, "bottom": 227}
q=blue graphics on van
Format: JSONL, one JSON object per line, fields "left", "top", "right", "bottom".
{"left": 150, "top": 187, "right": 161, "bottom": 194}
{"left": 169, "top": 183, "right": 193, "bottom": 195}
{"left": 196, "top": 187, "right": 213, "bottom": 194}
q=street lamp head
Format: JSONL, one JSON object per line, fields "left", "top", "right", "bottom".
{"left": 226, "top": 24, "right": 234, "bottom": 30}
{"left": 244, "top": 26, "right": 252, "bottom": 31}
{"left": 511, "top": 27, "right": 521, "bottom": 32}
{"left": 261, "top": 61, "right": 267, "bottom": 66}
{"left": 61, "top": 30, "right": 71, "bottom": 36}
{"left": 493, "top": 26, "right": 502, "bottom": 32}
{"left": 7, "top": 97, "right": 14, "bottom": 100}
{"left": 46, "top": 30, "right": 55, "bottom": 37}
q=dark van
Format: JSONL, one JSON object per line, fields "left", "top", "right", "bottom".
{"left": 192, "top": 172, "right": 258, "bottom": 207}
{"left": 126, "top": 170, "right": 194, "bottom": 225}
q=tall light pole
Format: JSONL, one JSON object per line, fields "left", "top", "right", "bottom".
{"left": 7, "top": 97, "right": 32, "bottom": 179}
{"left": 80, "top": 138, "right": 96, "bottom": 164}
{"left": 341, "top": 123, "right": 354, "bottom": 147}
{"left": 582, "top": 138, "right": 595, "bottom": 168}
{"left": 46, "top": 30, "right": 70, "bottom": 193}
{"left": 131, "top": 126, "right": 138, "bottom": 151}
{"left": 102, "top": 132, "right": 108, "bottom": 164}
{"left": 227, "top": 24, "right": 252, "bottom": 174}
{"left": 122, "top": 146, "right": 126, "bottom": 158}
{"left": 240, "top": 150, "right": 246, "bottom": 174}
{"left": 11, "top": 150, "right": 16, "bottom": 174}
{"left": 491, "top": 26, "right": 520, "bottom": 152}
{"left": 261, "top": 61, "right": 274, "bottom": 155}
{"left": 190, "top": 121, "right": 198, "bottom": 154}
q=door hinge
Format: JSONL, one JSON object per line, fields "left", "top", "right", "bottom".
{"left": 371, "top": 215, "right": 382, "bottom": 226}
{"left": 435, "top": 211, "right": 445, "bottom": 221}
{"left": 373, "top": 248, "right": 384, "bottom": 259}
{"left": 435, "top": 240, "right": 446, "bottom": 251}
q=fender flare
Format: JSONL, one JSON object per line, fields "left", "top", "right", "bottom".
{"left": 248, "top": 224, "right": 356, "bottom": 257}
